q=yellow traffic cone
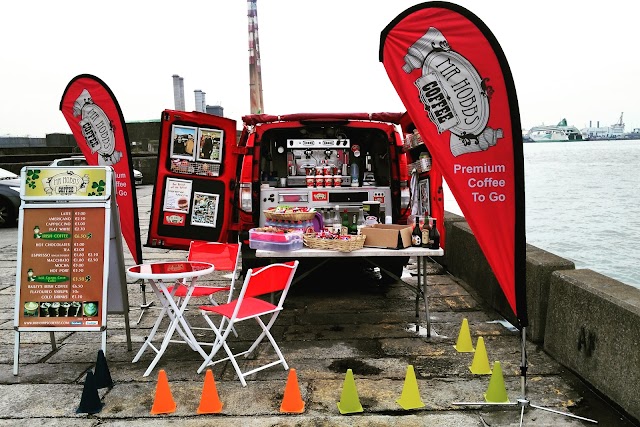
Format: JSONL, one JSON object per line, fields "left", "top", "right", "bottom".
{"left": 484, "top": 361, "right": 510, "bottom": 403}
{"left": 469, "top": 337, "right": 492, "bottom": 375}
{"left": 396, "top": 365, "right": 425, "bottom": 410}
{"left": 454, "top": 318, "right": 475, "bottom": 352}
{"left": 336, "top": 369, "right": 363, "bottom": 414}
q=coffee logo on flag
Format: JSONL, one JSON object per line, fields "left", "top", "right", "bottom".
{"left": 72, "top": 89, "right": 122, "bottom": 165}
{"left": 402, "top": 27, "right": 503, "bottom": 157}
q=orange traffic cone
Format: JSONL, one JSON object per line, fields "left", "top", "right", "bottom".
{"left": 280, "top": 368, "right": 305, "bottom": 413}
{"left": 197, "top": 369, "right": 223, "bottom": 414}
{"left": 150, "top": 369, "right": 177, "bottom": 415}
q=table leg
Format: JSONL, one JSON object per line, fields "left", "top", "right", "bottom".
{"left": 415, "top": 257, "right": 421, "bottom": 332}
{"left": 421, "top": 256, "right": 431, "bottom": 337}
{"left": 132, "top": 280, "right": 169, "bottom": 363}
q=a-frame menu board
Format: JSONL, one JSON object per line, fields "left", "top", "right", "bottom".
{"left": 13, "top": 166, "right": 131, "bottom": 375}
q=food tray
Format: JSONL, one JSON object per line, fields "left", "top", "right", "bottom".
{"left": 249, "top": 228, "right": 304, "bottom": 243}
{"left": 263, "top": 210, "right": 317, "bottom": 221}
{"left": 303, "top": 233, "right": 366, "bottom": 252}
{"left": 249, "top": 239, "right": 303, "bottom": 251}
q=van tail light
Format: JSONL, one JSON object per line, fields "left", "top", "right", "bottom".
{"left": 240, "top": 182, "right": 252, "bottom": 212}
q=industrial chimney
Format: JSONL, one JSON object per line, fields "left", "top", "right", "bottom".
{"left": 194, "top": 90, "right": 206, "bottom": 113}
{"left": 172, "top": 74, "right": 185, "bottom": 111}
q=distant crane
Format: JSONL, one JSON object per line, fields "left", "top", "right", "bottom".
{"left": 247, "top": 0, "right": 264, "bottom": 114}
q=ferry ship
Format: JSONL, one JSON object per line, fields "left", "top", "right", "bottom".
{"left": 525, "top": 118, "right": 583, "bottom": 142}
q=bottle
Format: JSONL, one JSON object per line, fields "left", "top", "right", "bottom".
{"left": 411, "top": 215, "right": 422, "bottom": 247}
{"left": 341, "top": 209, "right": 349, "bottom": 235}
{"left": 421, "top": 212, "right": 430, "bottom": 248}
{"left": 349, "top": 212, "right": 358, "bottom": 235}
{"left": 323, "top": 208, "right": 333, "bottom": 231}
{"left": 332, "top": 205, "right": 342, "bottom": 234}
{"left": 428, "top": 218, "right": 440, "bottom": 249}
{"left": 356, "top": 208, "right": 366, "bottom": 234}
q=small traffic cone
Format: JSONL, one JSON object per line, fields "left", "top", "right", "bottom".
{"left": 454, "top": 318, "right": 475, "bottom": 352}
{"left": 76, "top": 370, "right": 104, "bottom": 414}
{"left": 280, "top": 368, "right": 305, "bottom": 413}
{"left": 396, "top": 365, "right": 425, "bottom": 410}
{"left": 94, "top": 349, "right": 114, "bottom": 389}
{"left": 469, "top": 337, "right": 492, "bottom": 375}
{"left": 336, "top": 369, "right": 363, "bottom": 414}
{"left": 484, "top": 361, "right": 510, "bottom": 403}
{"left": 197, "top": 369, "right": 223, "bottom": 414}
{"left": 150, "top": 369, "right": 177, "bottom": 415}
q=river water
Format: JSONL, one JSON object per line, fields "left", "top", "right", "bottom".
{"left": 443, "top": 138, "right": 640, "bottom": 289}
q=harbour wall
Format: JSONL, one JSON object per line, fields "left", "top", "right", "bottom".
{"left": 442, "top": 212, "right": 640, "bottom": 421}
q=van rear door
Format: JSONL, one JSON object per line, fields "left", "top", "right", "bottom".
{"left": 146, "top": 110, "right": 239, "bottom": 250}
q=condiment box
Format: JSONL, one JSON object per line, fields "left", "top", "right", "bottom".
{"left": 249, "top": 239, "right": 303, "bottom": 251}
{"left": 361, "top": 224, "right": 413, "bottom": 249}
{"left": 249, "top": 228, "right": 303, "bottom": 243}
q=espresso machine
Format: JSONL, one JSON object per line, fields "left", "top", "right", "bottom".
{"left": 285, "top": 138, "right": 351, "bottom": 187}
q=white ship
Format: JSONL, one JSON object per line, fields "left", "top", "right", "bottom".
{"left": 580, "top": 113, "right": 625, "bottom": 140}
{"left": 525, "top": 119, "right": 583, "bottom": 142}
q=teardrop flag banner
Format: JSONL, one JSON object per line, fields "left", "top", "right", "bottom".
{"left": 60, "top": 74, "right": 143, "bottom": 265}
{"left": 380, "top": 2, "right": 526, "bottom": 326}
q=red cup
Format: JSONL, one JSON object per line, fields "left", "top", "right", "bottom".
{"left": 333, "top": 176, "right": 342, "bottom": 187}
{"left": 324, "top": 177, "right": 333, "bottom": 187}
{"left": 315, "top": 175, "right": 324, "bottom": 187}
{"left": 306, "top": 176, "right": 314, "bottom": 187}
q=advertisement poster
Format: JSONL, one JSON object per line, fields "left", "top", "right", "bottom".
{"left": 163, "top": 178, "right": 193, "bottom": 213}
{"left": 17, "top": 207, "right": 106, "bottom": 328}
{"left": 190, "top": 192, "right": 220, "bottom": 228}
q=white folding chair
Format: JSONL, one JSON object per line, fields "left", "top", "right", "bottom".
{"left": 197, "top": 260, "right": 299, "bottom": 386}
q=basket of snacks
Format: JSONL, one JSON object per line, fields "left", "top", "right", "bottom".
{"left": 303, "top": 231, "right": 366, "bottom": 252}
{"left": 264, "top": 206, "right": 316, "bottom": 221}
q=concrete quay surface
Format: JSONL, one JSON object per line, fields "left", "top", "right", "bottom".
{"left": 0, "top": 185, "right": 637, "bottom": 426}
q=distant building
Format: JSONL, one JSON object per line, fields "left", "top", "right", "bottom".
{"left": 206, "top": 105, "right": 224, "bottom": 117}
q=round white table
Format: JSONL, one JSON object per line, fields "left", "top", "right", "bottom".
{"left": 127, "top": 261, "right": 214, "bottom": 377}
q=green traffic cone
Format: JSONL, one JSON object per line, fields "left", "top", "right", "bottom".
{"left": 484, "top": 361, "right": 509, "bottom": 403}
{"left": 396, "top": 365, "right": 425, "bottom": 410}
{"left": 337, "top": 369, "right": 363, "bottom": 414}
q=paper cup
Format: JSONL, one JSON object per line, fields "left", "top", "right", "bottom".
{"left": 306, "top": 176, "right": 315, "bottom": 187}
{"left": 315, "top": 175, "right": 324, "bottom": 187}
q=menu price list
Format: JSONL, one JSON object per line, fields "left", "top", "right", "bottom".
{"left": 18, "top": 207, "right": 106, "bottom": 328}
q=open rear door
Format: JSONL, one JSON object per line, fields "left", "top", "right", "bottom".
{"left": 399, "top": 112, "right": 445, "bottom": 248}
{"left": 147, "top": 110, "right": 239, "bottom": 250}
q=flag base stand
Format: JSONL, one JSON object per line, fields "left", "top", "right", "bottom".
{"left": 452, "top": 327, "right": 598, "bottom": 426}
{"left": 136, "top": 281, "right": 154, "bottom": 325}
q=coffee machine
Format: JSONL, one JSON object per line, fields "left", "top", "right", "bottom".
{"left": 285, "top": 138, "right": 351, "bottom": 187}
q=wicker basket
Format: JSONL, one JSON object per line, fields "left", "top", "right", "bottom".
{"left": 303, "top": 233, "right": 366, "bottom": 252}
{"left": 263, "top": 210, "right": 317, "bottom": 221}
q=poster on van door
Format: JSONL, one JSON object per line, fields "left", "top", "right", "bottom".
{"left": 380, "top": 3, "right": 526, "bottom": 325}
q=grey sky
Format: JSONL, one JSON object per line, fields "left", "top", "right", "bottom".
{"left": 1, "top": 0, "right": 637, "bottom": 137}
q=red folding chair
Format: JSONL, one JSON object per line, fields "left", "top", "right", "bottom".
{"left": 197, "top": 260, "right": 299, "bottom": 386}
{"left": 166, "top": 241, "right": 241, "bottom": 306}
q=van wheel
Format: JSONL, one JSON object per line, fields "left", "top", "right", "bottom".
{"left": 0, "top": 198, "right": 16, "bottom": 228}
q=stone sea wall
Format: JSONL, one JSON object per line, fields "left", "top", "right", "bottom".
{"left": 441, "top": 211, "right": 640, "bottom": 421}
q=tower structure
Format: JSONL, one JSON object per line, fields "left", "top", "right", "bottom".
{"left": 247, "top": 0, "right": 264, "bottom": 114}
{"left": 172, "top": 74, "right": 185, "bottom": 111}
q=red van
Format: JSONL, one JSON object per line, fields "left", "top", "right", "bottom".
{"left": 146, "top": 110, "right": 443, "bottom": 279}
